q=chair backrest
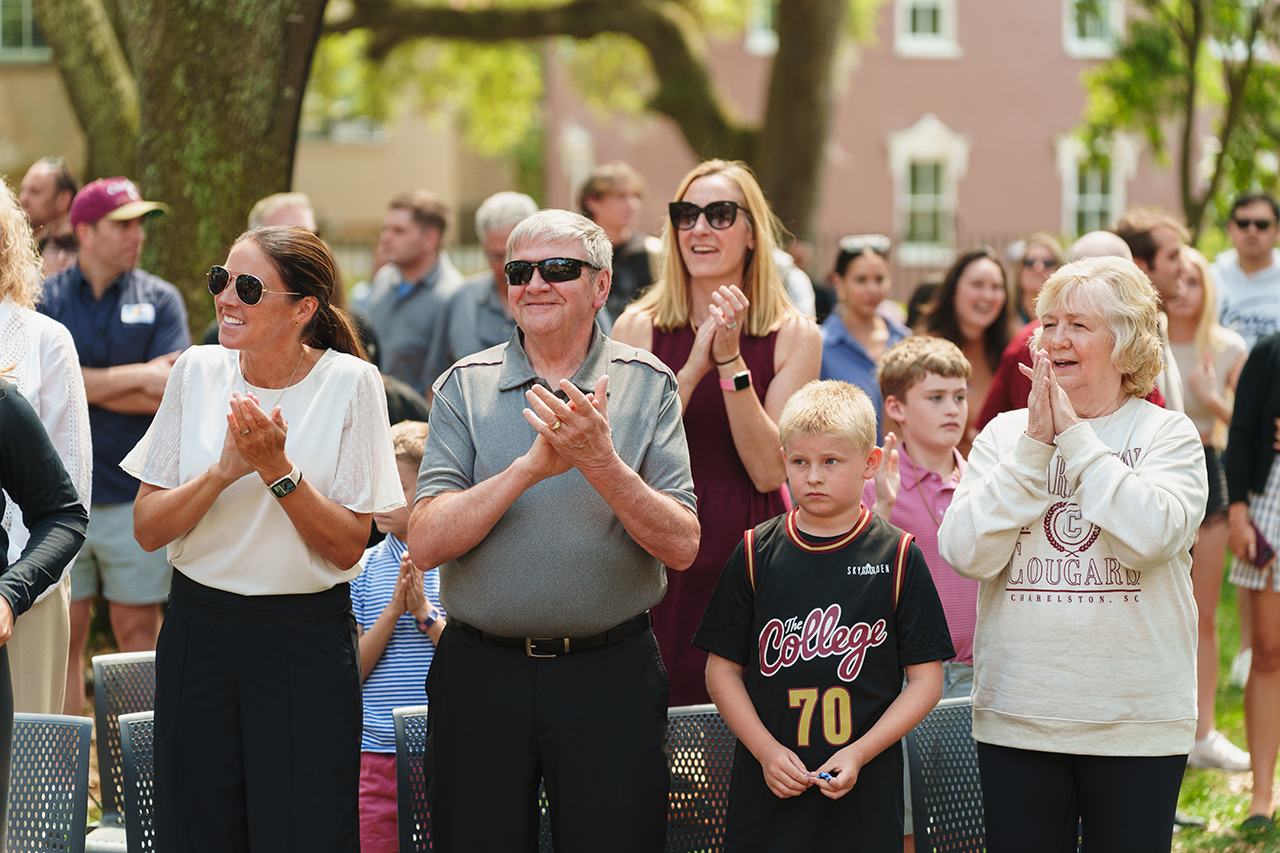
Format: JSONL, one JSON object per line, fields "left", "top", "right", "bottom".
{"left": 91, "top": 652, "right": 156, "bottom": 820}
{"left": 392, "top": 706, "right": 556, "bottom": 853}
{"left": 905, "top": 697, "right": 984, "bottom": 852}
{"left": 665, "top": 703, "right": 737, "bottom": 853}
{"left": 6, "top": 713, "right": 92, "bottom": 853}
{"left": 118, "top": 712, "right": 156, "bottom": 853}
{"left": 393, "top": 706, "right": 430, "bottom": 853}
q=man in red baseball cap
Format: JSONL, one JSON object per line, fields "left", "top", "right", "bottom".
{"left": 38, "top": 176, "right": 189, "bottom": 718}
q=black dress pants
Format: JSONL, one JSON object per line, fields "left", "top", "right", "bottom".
{"left": 154, "top": 571, "right": 361, "bottom": 853}
{"left": 426, "top": 624, "right": 671, "bottom": 853}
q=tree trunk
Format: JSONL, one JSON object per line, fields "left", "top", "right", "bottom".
{"left": 755, "top": 0, "right": 847, "bottom": 238}
{"left": 114, "top": 0, "right": 328, "bottom": 333}
{"left": 31, "top": 0, "right": 138, "bottom": 180}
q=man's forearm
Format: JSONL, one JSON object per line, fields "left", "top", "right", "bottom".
{"left": 81, "top": 364, "right": 155, "bottom": 404}
{"left": 581, "top": 456, "right": 700, "bottom": 570}
{"left": 94, "top": 390, "right": 163, "bottom": 415}
{"left": 408, "top": 459, "right": 536, "bottom": 571}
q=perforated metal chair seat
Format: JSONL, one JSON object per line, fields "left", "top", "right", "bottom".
{"left": 6, "top": 713, "right": 93, "bottom": 853}
{"left": 86, "top": 652, "right": 156, "bottom": 853}
{"left": 117, "top": 712, "right": 156, "bottom": 853}
{"left": 906, "top": 697, "right": 985, "bottom": 852}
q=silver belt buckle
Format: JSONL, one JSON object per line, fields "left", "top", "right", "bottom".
{"left": 525, "top": 637, "right": 570, "bottom": 658}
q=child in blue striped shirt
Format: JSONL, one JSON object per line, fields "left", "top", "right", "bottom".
{"left": 351, "top": 420, "right": 445, "bottom": 853}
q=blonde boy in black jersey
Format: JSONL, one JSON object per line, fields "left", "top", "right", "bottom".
{"left": 694, "top": 380, "right": 952, "bottom": 852}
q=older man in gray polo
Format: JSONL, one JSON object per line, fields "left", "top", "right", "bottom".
{"left": 410, "top": 209, "right": 699, "bottom": 853}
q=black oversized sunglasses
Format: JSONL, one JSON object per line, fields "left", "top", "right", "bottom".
{"left": 208, "top": 266, "right": 300, "bottom": 305}
{"left": 504, "top": 257, "right": 599, "bottom": 287}
{"left": 1233, "top": 217, "right": 1277, "bottom": 231}
{"left": 668, "top": 200, "right": 749, "bottom": 231}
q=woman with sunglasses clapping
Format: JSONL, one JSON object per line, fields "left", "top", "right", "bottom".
{"left": 613, "top": 160, "right": 821, "bottom": 707}
{"left": 819, "top": 235, "right": 910, "bottom": 441}
{"left": 123, "top": 226, "right": 404, "bottom": 853}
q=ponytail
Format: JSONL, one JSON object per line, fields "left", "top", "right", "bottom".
{"left": 304, "top": 303, "right": 366, "bottom": 360}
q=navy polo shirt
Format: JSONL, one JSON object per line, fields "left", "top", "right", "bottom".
{"left": 38, "top": 265, "right": 190, "bottom": 504}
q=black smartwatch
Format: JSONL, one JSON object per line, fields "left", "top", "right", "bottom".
{"left": 268, "top": 465, "right": 302, "bottom": 498}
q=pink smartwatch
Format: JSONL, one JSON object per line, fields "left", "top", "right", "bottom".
{"left": 719, "top": 369, "right": 752, "bottom": 392}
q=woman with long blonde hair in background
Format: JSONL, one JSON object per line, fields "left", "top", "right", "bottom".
{"left": 613, "top": 160, "right": 821, "bottom": 706}
{"left": 1168, "top": 246, "right": 1250, "bottom": 772}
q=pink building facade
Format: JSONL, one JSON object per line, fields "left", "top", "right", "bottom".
{"left": 543, "top": 0, "right": 1182, "bottom": 296}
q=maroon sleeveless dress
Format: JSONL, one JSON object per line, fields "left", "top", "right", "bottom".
{"left": 651, "top": 326, "right": 787, "bottom": 706}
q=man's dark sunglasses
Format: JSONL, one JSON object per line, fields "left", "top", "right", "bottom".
{"left": 1233, "top": 217, "right": 1277, "bottom": 231}
{"left": 208, "top": 265, "right": 300, "bottom": 305}
{"left": 504, "top": 257, "right": 599, "bottom": 287}
{"left": 668, "top": 200, "right": 749, "bottom": 231}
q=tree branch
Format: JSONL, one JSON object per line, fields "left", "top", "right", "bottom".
{"left": 1196, "top": 3, "right": 1266, "bottom": 237}
{"left": 1177, "top": 0, "right": 1202, "bottom": 230}
{"left": 32, "top": 0, "right": 138, "bottom": 180}
{"left": 327, "top": 0, "right": 757, "bottom": 160}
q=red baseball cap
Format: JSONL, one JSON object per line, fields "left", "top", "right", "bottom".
{"left": 70, "top": 177, "right": 169, "bottom": 228}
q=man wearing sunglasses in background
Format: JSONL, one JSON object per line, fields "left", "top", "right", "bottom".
{"left": 410, "top": 209, "right": 699, "bottom": 853}
{"left": 37, "top": 177, "right": 190, "bottom": 717}
{"left": 1214, "top": 193, "right": 1280, "bottom": 353}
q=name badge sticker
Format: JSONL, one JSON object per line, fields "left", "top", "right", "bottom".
{"left": 120, "top": 303, "right": 156, "bottom": 324}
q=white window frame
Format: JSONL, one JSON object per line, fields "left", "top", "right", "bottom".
{"left": 894, "top": 0, "right": 962, "bottom": 60}
{"left": 1055, "top": 133, "right": 1138, "bottom": 238}
{"left": 0, "top": 0, "right": 51, "bottom": 62}
{"left": 744, "top": 0, "right": 779, "bottom": 57}
{"left": 1063, "top": 0, "right": 1124, "bottom": 59}
{"left": 887, "top": 114, "right": 971, "bottom": 267}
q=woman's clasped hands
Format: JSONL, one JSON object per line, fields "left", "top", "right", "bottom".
{"left": 1018, "top": 346, "right": 1080, "bottom": 444}
{"left": 214, "top": 391, "right": 289, "bottom": 484}
{"left": 682, "top": 285, "right": 750, "bottom": 385}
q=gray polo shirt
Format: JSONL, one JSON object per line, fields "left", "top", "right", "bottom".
{"left": 417, "top": 324, "right": 696, "bottom": 636}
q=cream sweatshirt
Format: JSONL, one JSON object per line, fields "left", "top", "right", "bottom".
{"left": 938, "top": 397, "right": 1206, "bottom": 756}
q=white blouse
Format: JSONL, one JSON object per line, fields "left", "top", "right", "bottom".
{"left": 122, "top": 346, "right": 403, "bottom": 595}
{"left": 0, "top": 297, "right": 92, "bottom": 603}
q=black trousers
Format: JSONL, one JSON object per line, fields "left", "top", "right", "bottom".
{"left": 154, "top": 571, "right": 361, "bottom": 853}
{"left": 426, "top": 624, "right": 671, "bottom": 853}
{"left": 977, "top": 742, "right": 1187, "bottom": 853}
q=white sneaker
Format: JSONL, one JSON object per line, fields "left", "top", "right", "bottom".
{"left": 1188, "top": 730, "right": 1251, "bottom": 771}
{"left": 1231, "top": 648, "right": 1252, "bottom": 688}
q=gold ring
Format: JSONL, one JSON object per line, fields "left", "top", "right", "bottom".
{"left": 551, "top": 421, "right": 562, "bottom": 430}
{"left": 240, "top": 429, "right": 251, "bottom": 435}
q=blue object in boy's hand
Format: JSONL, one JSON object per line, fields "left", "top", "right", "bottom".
{"left": 816, "top": 772, "right": 835, "bottom": 782}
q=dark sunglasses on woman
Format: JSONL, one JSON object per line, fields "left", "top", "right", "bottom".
{"left": 668, "top": 200, "right": 750, "bottom": 231}
{"left": 208, "top": 266, "right": 299, "bottom": 305}
{"left": 1022, "top": 258, "right": 1059, "bottom": 272}
{"left": 504, "top": 258, "right": 600, "bottom": 287}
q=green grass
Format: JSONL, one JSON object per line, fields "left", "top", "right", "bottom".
{"left": 1174, "top": 573, "right": 1279, "bottom": 852}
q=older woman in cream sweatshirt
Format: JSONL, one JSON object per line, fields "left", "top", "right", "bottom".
{"left": 939, "top": 256, "right": 1206, "bottom": 853}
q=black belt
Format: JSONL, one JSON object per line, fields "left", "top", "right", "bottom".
{"left": 450, "top": 612, "right": 651, "bottom": 658}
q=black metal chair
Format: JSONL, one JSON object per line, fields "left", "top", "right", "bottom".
{"left": 664, "top": 703, "right": 737, "bottom": 853}
{"left": 393, "top": 705, "right": 556, "bottom": 853}
{"left": 86, "top": 652, "right": 155, "bottom": 853}
{"left": 905, "top": 696, "right": 984, "bottom": 852}
{"left": 117, "top": 712, "right": 155, "bottom": 853}
{"left": 5, "top": 713, "right": 92, "bottom": 853}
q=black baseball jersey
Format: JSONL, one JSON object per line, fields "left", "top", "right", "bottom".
{"left": 694, "top": 507, "right": 954, "bottom": 851}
